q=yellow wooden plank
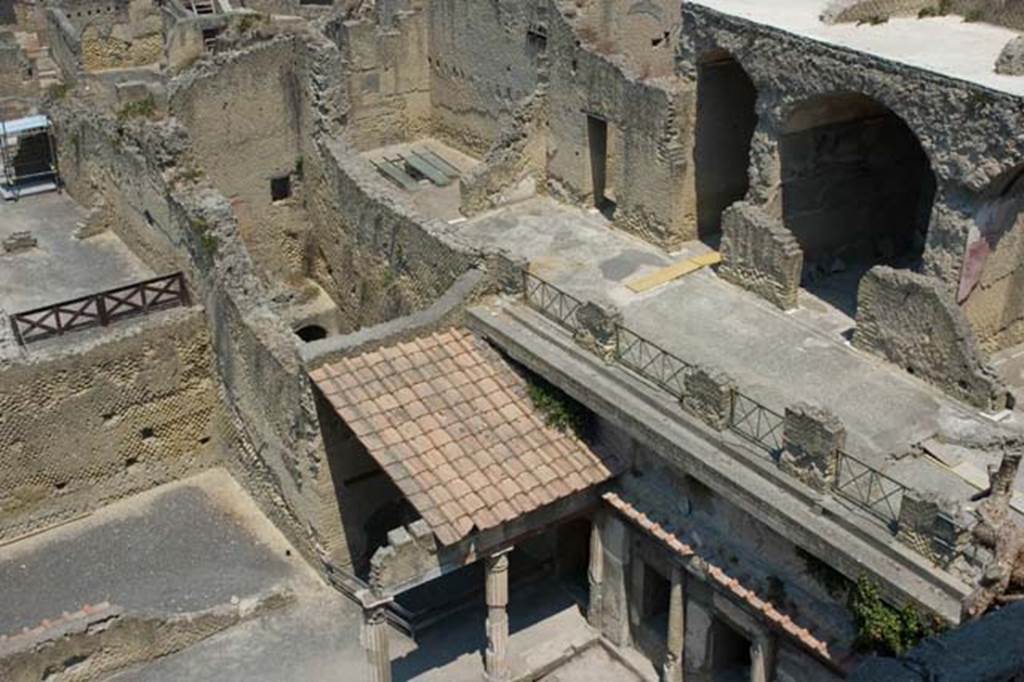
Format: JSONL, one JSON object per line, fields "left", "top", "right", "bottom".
{"left": 626, "top": 251, "right": 721, "bottom": 293}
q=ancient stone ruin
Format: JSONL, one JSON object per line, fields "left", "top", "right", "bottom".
{"left": 3, "top": 0, "right": 1024, "bottom": 680}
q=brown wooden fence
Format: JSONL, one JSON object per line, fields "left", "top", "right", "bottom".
{"left": 10, "top": 272, "right": 191, "bottom": 345}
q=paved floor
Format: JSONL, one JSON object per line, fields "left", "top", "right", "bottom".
{"left": 0, "top": 469, "right": 307, "bottom": 637}
{"left": 0, "top": 192, "right": 152, "bottom": 312}
{"left": 455, "top": 198, "right": 1017, "bottom": 472}
{"left": 116, "top": 565, "right": 602, "bottom": 681}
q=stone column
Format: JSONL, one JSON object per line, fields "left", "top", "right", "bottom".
{"left": 600, "top": 515, "right": 632, "bottom": 646}
{"left": 484, "top": 549, "right": 513, "bottom": 682}
{"left": 359, "top": 591, "right": 394, "bottom": 682}
{"left": 662, "top": 565, "right": 686, "bottom": 682}
{"left": 588, "top": 519, "right": 604, "bottom": 628}
{"left": 749, "top": 634, "right": 775, "bottom": 682}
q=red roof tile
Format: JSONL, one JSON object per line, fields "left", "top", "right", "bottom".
{"left": 312, "top": 328, "right": 622, "bottom": 545}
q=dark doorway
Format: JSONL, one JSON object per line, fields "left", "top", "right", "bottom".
{"left": 587, "top": 114, "right": 617, "bottom": 218}
{"left": 780, "top": 93, "right": 936, "bottom": 317}
{"left": 695, "top": 50, "right": 758, "bottom": 243}
{"left": 556, "top": 518, "right": 591, "bottom": 596}
{"left": 641, "top": 563, "right": 671, "bottom": 640}
{"left": 709, "top": 617, "right": 751, "bottom": 680}
{"left": 295, "top": 324, "right": 327, "bottom": 342}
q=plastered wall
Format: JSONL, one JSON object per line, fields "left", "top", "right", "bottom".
{"left": 0, "top": 308, "right": 219, "bottom": 540}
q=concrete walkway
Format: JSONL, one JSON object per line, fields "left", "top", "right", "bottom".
{"left": 454, "top": 198, "right": 1016, "bottom": 473}
{"left": 0, "top": 469, "right": 309, "bottom": 637}
{"left": 0, "top": 192, "right": 152, "bottom": 312}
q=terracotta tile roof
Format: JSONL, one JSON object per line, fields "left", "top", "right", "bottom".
{"left": 602, "top": 491, "right": 835, "bottom": 663}
{"left": 311, "top": 328, "right": 622, "bottom": 545}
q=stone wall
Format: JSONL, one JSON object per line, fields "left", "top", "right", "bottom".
{"left": 959, "top": 171, "right": 1024, "bottom": 352}
{"left": 546, "top": 2, "right": 694, "bottom": 249}
{"left": 0, "top": 307, "right": 219, "bottom": 541}
{"left": 170, "top": 38, "right": 308, "bottom": 288}
{"left": 303, "top": 134, "right": 475, "bottom": 334}
{"left": 572, "top": 0, "right": 681, "bottom": 79}
{"left": 719, "top": 201, "right": 803, "bottom": 310}
{"left": 681, "top": 4, "right": 1024, "bottom": 291}
{"left": 854, "top": 266, "right": 1010, "bottom": 411}
{"left": 50, "top": 100, "right": 357, "bottom": 575}
{"left": 324, "top": 6, "right": 431, "bottom": 151}
{"left": 426, "top": 0, "right": 541, "bottom": 157}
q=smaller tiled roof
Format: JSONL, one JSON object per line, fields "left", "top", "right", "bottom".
{"left": 311, "top": 328, "right": 621, "bottom": 546}
{"left": 602, "top": 491, "right": 835, "bottom": 663}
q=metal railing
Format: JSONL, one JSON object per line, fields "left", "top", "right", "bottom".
{"left": 522, "top": 270, "right": 584, "bottom": 334}
{"left": 729, "top": 391, "right": 786, "bottom": 457}
{"left": 833, "top": 450, "right": 907, "bottom": 529}
{"left": 10, "top": 272, "right": 190, "bottom": 345}
{"left": 517, "top": 269, "right": 930, "bottom": 540}
{"left": 614, "top": 325, "right": 693, "bottom": 399}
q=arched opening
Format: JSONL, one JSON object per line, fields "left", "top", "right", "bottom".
{"left": 694, "top": 49, "right": 758, "bottom": 244}
{"left": 295, "top": 324, "right": 328, "bottom": 342}
{"left": 781, "top": 93, "right": 936, "bottom": 317}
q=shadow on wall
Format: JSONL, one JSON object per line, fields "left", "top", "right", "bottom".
{"left": 694, "top": 49, "right": 758, "bottom": 245}
{"left": 779, "top": 91, "right": 937, "bottom": 318}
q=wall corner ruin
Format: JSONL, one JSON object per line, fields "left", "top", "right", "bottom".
{"left": 719, "top": 201, "right": 802, "bottom": 311}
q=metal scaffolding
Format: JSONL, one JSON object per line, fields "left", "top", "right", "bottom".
{"left": 0, "top": 114, "right": 60, "bottom": 200}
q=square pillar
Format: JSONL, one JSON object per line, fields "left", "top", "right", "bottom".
{"left": 662, "top": 565, "right": 686, "bottom": 682}
{"left": 484, "top": 548, "right": 513, "bottom": 682}
{"left": 588, "top": 518, "right": 604, "bottom": 628}
{"left": 749, "top": 633, "right": 776, "bottom": 682}
{"left": 358, "top": 590, "right": 394, "bottom": 682}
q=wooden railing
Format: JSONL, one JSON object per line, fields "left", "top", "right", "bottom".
{"left": 10, "top": 272, "right": 190, "bottom": 345}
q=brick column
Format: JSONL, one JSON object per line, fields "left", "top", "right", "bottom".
{"left": 588, "top": 519, "right": 604, "bottom": 628}
{"left": 484, "top": 548, "right": 513, "bottom": 682}
{"left": 662, "top": 565, "right": 686, "bottom": 682}
{"left": 780, "top": 402, "right": 845, "bottom": 492}
{"left": 749, "top": 634, "right": 775, "bottom": 682}
{"left": 359, "top": 591, "right": 393, "bottom": 682}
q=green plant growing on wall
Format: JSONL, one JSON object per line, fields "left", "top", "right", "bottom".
{"left": 46, "top": 82, "right": 70, "bottom": 100}
{"left": 848, "top": 576, "right": 945, "bottom": 656}
{"left": 189, "top": 217, "right": 219, "bottom": 258}
{"left": 117, "top": 96, "right": 157, "bottom": 122}
{"left": 527, "top": 375, "right": 591, "bottom": 436}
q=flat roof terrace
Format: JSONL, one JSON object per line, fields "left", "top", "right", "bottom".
{"left": 691, "top": 0, "right": 1024, "bottom": 97}
{"left": 450, "top": 198, "right": 1023, "bottom": 505}
{"left": 0, "top": 192, "right": 153, "bottom": 313}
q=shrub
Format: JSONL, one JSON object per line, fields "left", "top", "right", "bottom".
{"left": 527, "top": 376, "right": 591, "bottom": 436}
{"left": 848, "top": 576, "right": 944, "bottom": 656}
{"left": 117, "top": 96, "right": 157, "bottom": 122}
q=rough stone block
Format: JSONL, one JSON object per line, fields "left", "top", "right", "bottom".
{"left": 573, "top": 300, "right": 621, "bottom": 357}
{"left": 854, "top": 265, "right": 1010, "bottom": 411}
{"left": 719, "top": 201, "right": 802, "bottom": 311}
{"left": 896, "top": 490, "right": 967, "bottom": 564}
{"left": 780, "top": 402, "right": 845, "bottom": 491}
{"left": 682, "top": 365, "right": 736, "bottom": 430}
{"left": 996, "top": 36, "right": 1024, "bottom": 75}
{"left": 2, "top": 231, "right": 37, "bottom": 253}
{"left": 369, "top": 520, "right": 441, "bottom": 592}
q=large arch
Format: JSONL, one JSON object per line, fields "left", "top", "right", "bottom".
{"left": 780, "top": 92, "right": 937, "bottom": 316}
{"left": 694, "top": 49, "right": 758, "bottom": 242}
